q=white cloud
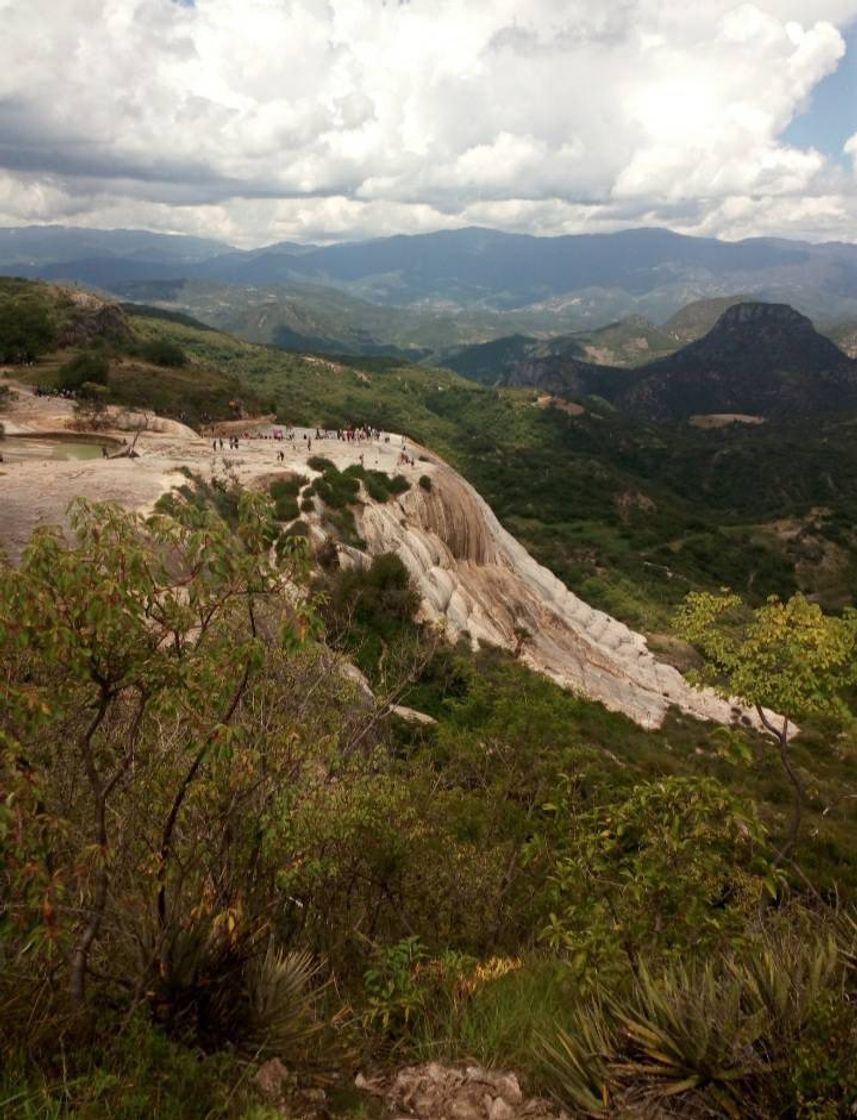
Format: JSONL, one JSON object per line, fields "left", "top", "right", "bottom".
{"left": 0, "top": 0, "right": 855, "bottom": 243}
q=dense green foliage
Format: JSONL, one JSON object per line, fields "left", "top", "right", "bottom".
{"left": 300, "top": 458, "right": 410, "bottom": 548}
{"left": 0, "top": 280, "right": 55, "bottom": 362}
{"left": 2, "top": 490, "right": 857, "bottom": 1118}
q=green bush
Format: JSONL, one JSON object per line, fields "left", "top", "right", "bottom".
{"left": 57, "top": 349, "right": 110, "bottom": 390}
{"left": 419, "top": 475, "right": 433, "bottom": 492}
{"left": 269, "top": 477, "right": 306, "bottom": 522}
{"left": 137, "top": 338, "right": 188, "bottom": 368}
{"left": 321, "top": 552, "right": 419, "bottom": 675}
{"left": 307, "top": 455, "right": 335, "bottom": 472}
{"left": 542, "top": 776, "right": 770, "bottom": 974}
{"left": 0, "top": 296, "right": 54, "bottom": 363}
{"left": 342, "top": 463, "right": 411, "bottom": 503}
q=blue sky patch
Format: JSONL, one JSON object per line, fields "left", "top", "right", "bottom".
{"left": 784, "top": 22, "right": 857, "bottom": 162}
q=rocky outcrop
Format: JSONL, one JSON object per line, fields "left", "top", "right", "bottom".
{"left": 55, "top": 289, "right": 131, "bottom": 348}
{"left": 355, "top": 1063, "right": 559, "bottom": 1120}
{"left": 357, "top": 457, "right": 753, "bottom": 730}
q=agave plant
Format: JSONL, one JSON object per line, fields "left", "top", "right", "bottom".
{"left": 538, "top": 996, "right": 615, "bottom": 1116}
{"left": 608, "top": 962, "right": 766, "bottom": 1117}
{"left": 739, "top": 928, "right": 839, "bottom": 1055}
{"left": 243, "top": 943, "right": 326, "bottom": 1059}
{"left": 147, "top": 919, "right": 338, "bottom": 1069}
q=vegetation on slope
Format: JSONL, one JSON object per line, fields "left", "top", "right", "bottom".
{"left": 112, "top": 304, "right": 857, "bottom": 625}
{"left": 0, "top": 281, "right": 261, "bottom": 424}
{"left": 6, "top": 280, "right": 857, "bottom": 628}
{"left": 2, "top": 480, "right": 857, "bottom": 1118}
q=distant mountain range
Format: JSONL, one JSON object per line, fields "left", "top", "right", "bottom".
{"left": 5, "top": 224, "right": 857, "bottom": 341}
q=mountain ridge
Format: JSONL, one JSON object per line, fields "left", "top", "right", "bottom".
{"left": 446, "top": 299, "right": 857, "bottom": 421}
{"left": 5, "top": 224, "right": 857, "bottom": 329}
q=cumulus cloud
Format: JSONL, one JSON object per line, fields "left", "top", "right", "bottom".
{"left": 0, "top": 0, "right": 855, "bottom": 243}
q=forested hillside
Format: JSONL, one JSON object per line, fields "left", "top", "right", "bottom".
{"left": 3, "top": 282, "right": 857, "bottom": 1119}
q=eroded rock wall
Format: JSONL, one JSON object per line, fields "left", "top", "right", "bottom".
{"left": 358, "top": 459, "right": 750, "bottom": 731}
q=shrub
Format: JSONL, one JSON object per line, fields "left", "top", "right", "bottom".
{"left": 320, "top": 552, "right": 419, "bottom": 675}
{"left": 343, "top": 464, "right": 411, "bottom": 502}
{"left": 269, "top": 478, "right": 305, "bottom": 522}
{"left": 307, "top": 455, "right": 335, "bottom": 472}
{"left": 419, "top": 475, "right": 433, "bottom": 492}
{"left": 0, "top": 297, "right": 54, "bottom": 363}
{"left": 314, "top": 469, "right": 360, "bottom": 511}
{"left": 138, "top": 338, "right": 187, "bottom": 367}
{"left": 57, "top": 349, "right": 110, "bottom": 390}
{"left": 542, "top": 776, "right": 771, "bottom": 975}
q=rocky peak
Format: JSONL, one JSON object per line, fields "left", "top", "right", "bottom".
{"left": 714, "top": 300, "right": 817, "bottom": 336}
{"left": 616, "top": 299, "right": 857, "bottom": 420}
{"left": 676, "top": 299, "right": 855, "bottom": 378}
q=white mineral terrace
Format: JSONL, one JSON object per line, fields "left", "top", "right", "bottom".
{"left": 0, "top": 381, "right": 757, "bottom": 730}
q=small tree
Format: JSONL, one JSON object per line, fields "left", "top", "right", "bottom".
{"left": 542, "top": 776, "right": 768, "bottom": 976}
{"left": 0, "top": 299, "right": 54, "bottom": 363}
{"left": 675, "top": 591, "right": 857, "bottom": 861}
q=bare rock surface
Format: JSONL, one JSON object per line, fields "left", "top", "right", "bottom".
{"left": 0, "top": 384, "right": 763, "bottom": 730}
{"left": 357, "top": 455, "right": 760, "bottom": 730}
{"left": 356, "top": 1063, "right": 564, "bottom": 1120}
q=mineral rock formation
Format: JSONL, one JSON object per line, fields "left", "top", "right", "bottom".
{"left": 358, "top": 457, "right": 749, "bottom": 730}
{"left": 0, "top": 382, "right": 758, "bottom": 731}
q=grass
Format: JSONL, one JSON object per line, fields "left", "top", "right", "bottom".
{"left": 413, "top": 957, "right": 579, "bottom": 1072}
{"left": 0, "top": 1017, "right": 277, "bottom": 1120}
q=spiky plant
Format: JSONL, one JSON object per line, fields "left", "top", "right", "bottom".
{"left": 739, "top": 929, "right": 839, "bottom": 1055}
{"left": 243, "top": 944, "right": 326, "bottom": 1059}
{"left": 538, "top": 997, "right": 614, "bottom": 1116}
{"left": 609, "top": 963, "right": 766, "bottom": 1117}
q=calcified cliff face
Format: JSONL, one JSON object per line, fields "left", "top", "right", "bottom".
{"left": 357, "top": 459, "right": 746, "bottom": 731}
{"left": 0, "top": 381, "right": 750, "bottom": 731}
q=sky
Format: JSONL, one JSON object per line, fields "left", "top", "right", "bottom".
{"left": 1, "top": 0, "right": 857, "bottom": 247}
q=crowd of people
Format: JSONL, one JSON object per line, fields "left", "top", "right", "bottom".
{"left": 210, "top": 425, "right": 387, "bottom": 444}
{"left": 206, "top": 422, "right": 423, "bottom": 470}
{"left": 32, "top": 384, "right": 78, "bottom": 400}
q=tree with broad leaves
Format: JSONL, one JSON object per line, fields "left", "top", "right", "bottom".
{"left": 675, "top": 591, "right": 857, "bottom": 864}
